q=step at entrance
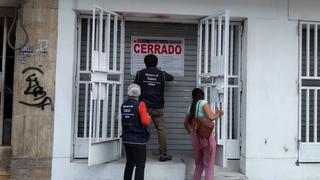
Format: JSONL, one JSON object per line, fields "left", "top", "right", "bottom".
{"left": 182, "top": 156, "right": 247, "bottom": 180}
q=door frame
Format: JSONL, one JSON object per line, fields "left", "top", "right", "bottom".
{"left": 72, "top": 10, "right": 244, "bottom": 168}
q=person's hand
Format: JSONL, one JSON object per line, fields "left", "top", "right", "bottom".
{"left": 217, "top": 109, "right": 224, "bottom": 116}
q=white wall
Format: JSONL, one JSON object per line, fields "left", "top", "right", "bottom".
{"left": 53, "top": 0, "right": 320, "bottom": 179}
{"left": 243, "top": 17, "right": 314, "bottom": 180}
{"left": 245, "top": 18, "right": 299, "bottom": 159}
{"left": 76, "top": 0, "right": 287, "bottom": 19}
{"left": 289, "top": 0, "right": 320, "bottom": 21}
{"left": 53, "top": 0, "right": 76, "bottom": 167}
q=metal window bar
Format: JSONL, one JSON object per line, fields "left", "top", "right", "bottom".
{"left": 102, "top": 83, "right": 109, "bottom": 138}
{"left": 99, "top": 11, "right": 103, "bottom": 68}
{"left": 237, "top": 25, "right": 242, "bottom": 142}
{"left": 315, "top": 24, "right": 318, "bottom": 77}
{"left": 211, "top": 18, "right": 215, "bottom": 75}
{"left": 314, "top": 89, "right": 318, "bottom": 142}
{"left": 95, "top": 83, "right": 101, "bottom": 138}
{"left": 105, "top": 13, "right": 110, "bottom": 70}
{"left": 209, "top": 18, "right": 216, "bottom": 114}
{"left": 228, "top": 87, "right": 233, "bottom": 139}
{"left": 196, "top": 22, "right": 203, "bottom": 87}
{"left": 204, "top": 20, "right": 209, "bottom": 100}
{"left": 307, "top": 24, "right": 310, "bottom": 77}
{"left": 118, "top": 18, "right": 125, "bottom": 140}
{"left": 112, "top": 16, "right": 118, "bottom": 71}
{"left": 0, "top": 17, "right": 8, "bottom": 145}
{"left": 218, "top": 16, "right": 222, "bottom": 75}
{"left": 229, "top": 25, "right": 234, "bottom": 76}
{"left": 110, "top": 84, "right": 116, "bottom": 139}
{"left": 299, "top": 23, "right": 302, "bottom": 142}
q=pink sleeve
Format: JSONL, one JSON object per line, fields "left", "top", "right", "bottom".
{"left": 139, "top": 102, "right": 151, "bottom": 126}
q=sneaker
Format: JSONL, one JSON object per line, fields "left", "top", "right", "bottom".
{"left": 159, "top": 154, "right": 172, "bottom": 162}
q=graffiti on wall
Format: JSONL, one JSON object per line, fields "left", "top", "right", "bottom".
{"left": 19, "top": 67, "right": 53, "bottom": 110}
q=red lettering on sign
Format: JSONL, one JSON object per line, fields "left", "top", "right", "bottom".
{"left": 154, "top": 44, "right": 161, "bottom": 54}
{"left": 148, "top": 44, "right": 154, "bottom": 54}
{"left": 134, "top": 43, "right": 183, "bottom": 55}
{"left": 175, "top": 45, "right": 182, "bottom": 55}
{"left": 161, "top": 45, "right": 167, "bottom": 54}
{"left": 134, "top": 44, "right": 140, "bottom": 53}
{"left": 141, "top": 44, "right": 147, "bottom": 53}
{"left": 168, "top": 45, "right": 174, "bottom": 54}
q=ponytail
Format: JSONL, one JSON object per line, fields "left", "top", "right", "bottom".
{"left": 188, "top": 88, "right": 204, "bottom": 124}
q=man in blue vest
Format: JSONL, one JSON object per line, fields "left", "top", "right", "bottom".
{"left": 134, "top": 54, "right": 174, "bottom": 162}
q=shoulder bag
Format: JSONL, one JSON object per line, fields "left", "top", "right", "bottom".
{"left": 191, "top": 101, "right": 215, "bottom": 139}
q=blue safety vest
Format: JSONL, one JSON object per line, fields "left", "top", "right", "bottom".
{"left": 135, "top": 67, "right": 165, "bottom": 109}
{"left": 121, "top": 99, "right": 150, "bottom": 144}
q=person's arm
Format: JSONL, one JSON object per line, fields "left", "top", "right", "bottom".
{"left": 134, "top": 71, "right": 139, "bottom": 84}
{"left": 203, "top": 103, "right": 223, "bottom": 122}
{"left": 164, "top": 71, "right": 174, "bottom": 81}
{"left": 139, "top": 101, "right": 151, "bottom": 126}
{"left": 184, "top": 113, "right": 192, "bottom": 134}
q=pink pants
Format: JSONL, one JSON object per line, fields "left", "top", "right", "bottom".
{"left": 191, "top": 133, "right": 216, "bottom": 180}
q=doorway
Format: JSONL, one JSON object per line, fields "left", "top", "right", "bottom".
{"left": 72, "top": 8, "right": 243, "bottom": 168}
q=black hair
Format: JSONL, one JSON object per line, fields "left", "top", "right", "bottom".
{"left": 188, "top": 88, "right": 205, "bottom": 124}
{"left": 144, "top": 54, "right": 158, "bottom": 67}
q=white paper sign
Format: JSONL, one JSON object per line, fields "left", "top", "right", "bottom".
{"left": 131, "top": 36, "right": 184, "bottom": 76}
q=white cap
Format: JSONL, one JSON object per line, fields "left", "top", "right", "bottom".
{"left": 127, "top": 83, "right": 141, "bottom": 97}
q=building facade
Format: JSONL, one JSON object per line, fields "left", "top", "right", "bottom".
{"left": 1, "top": 0, "right": 320, "bottom": 179}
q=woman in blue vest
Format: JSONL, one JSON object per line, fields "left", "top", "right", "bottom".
{"left": 121, "top": 83, "right": 151, "bottom": 180}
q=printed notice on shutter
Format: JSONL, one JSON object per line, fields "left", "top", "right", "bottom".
{"left": 131, "top": 36, "right": 185, "bottom": 76}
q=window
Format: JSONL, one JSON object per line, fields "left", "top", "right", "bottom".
{"left": 299, "top": 22, "right": 320, "bottom": 162}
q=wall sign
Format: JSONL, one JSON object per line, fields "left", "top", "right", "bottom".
{"left": 131, "top": 36, "right": 184, "bottom": 76}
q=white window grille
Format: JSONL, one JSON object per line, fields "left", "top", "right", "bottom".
{"left": 299, "top": 22, "right": 320, "bottom": 162}
{"left": 197, "top": 10, "right": 242, "bottom": 167}
{"left": 73, "top": 6, "right": 125, "bottom": 166}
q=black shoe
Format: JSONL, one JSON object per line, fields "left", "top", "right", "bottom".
{"left": 159, "top": 154, "right": 172, "bottom": 162}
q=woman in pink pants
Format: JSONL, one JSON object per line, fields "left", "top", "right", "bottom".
{"left": 184, "top": 88, "right": 223, "bottom": 180}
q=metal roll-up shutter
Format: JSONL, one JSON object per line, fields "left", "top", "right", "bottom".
{"left": 124, "top": 21, "right": 198, "bottom": 152}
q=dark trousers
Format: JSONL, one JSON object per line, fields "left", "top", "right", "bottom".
{"left": 124, "top": 143, "right": 147, "bottom": 180}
